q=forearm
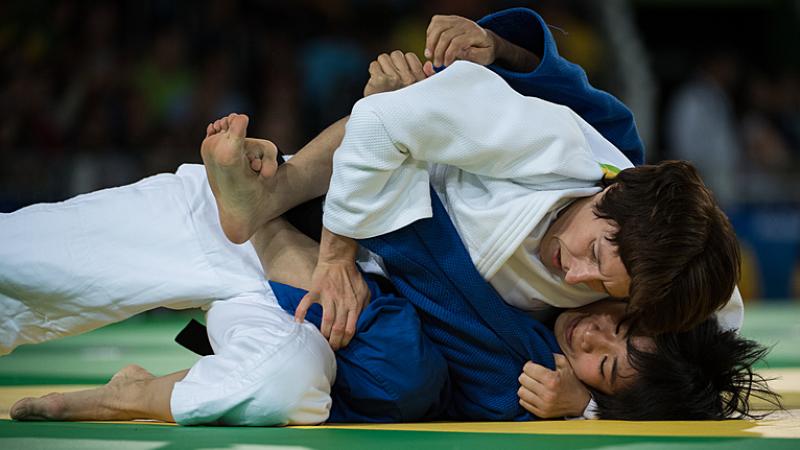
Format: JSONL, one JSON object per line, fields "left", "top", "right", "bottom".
{"left": 262, "top": 116, "right": 348, "bottom": 219}
{"left": 324, "top": 63, "right": 587, "bottom": 239}
{"left": 252, "top": 218, "right": 320, "bottom": 290}
{"left": 489, "top": 29, "right": 540, "bottom": 72}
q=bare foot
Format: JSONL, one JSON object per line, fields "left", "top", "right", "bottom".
{"left": 201, "top": 113, "right": 279, "bottom": 244}
{"left": 10, "top": 365, "right": 153, "bottom": 422}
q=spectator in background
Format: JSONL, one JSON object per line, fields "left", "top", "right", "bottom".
{"left": 665, "top": 49, "right": 741, "bottom": 207}
{"left": 742, "top": 72, "right": 794, "bottom": 172}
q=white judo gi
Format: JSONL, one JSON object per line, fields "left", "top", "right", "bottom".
{"left": 0, "top": 164, "right": 335, "bottom": 425}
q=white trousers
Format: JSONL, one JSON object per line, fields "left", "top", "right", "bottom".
{"left": 0, "top": 164, "right": 336, "bottom": 425}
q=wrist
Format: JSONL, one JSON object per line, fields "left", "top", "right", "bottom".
{"left": 319, "top": 227, "right": 359, "bottom": 262}
{"left": 486, "top": 29, "right": 502, "bottom": 65}
{"left": 486, "top": 29, "right": 539, "bottom": 72}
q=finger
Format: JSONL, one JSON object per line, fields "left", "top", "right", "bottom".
{"left": 368, "top": 60, "right": 384, "bottom": 77}
{"left": 328, "top": 304, "right": 348, "bottom": 351}
{"left": 243, "top": 139, "right": 264, "bottom": 173}
{"left": 243, "top": 138, "right": 265, "bottom": 158}
{"left": 423, "top": 61, "right": 436, "bottom": 77}
{"left": 517, "top": 383, "right": 543, "bottom": 406}
{"left": 524, "top": 363, "right": 560, "bottom": 391}
{"left": 405, "top": 52, "right": 426, "bottom": 81}
{"left": 295, "top": 293, "right": 316, "bottom": 323}
{"left": 424, "top": 17, "right": 443, "bottom": 59}
{"left": 213, "top": 119, "right": 223, "bottom": 132}
{"left": 519, "top": 398, "right": 542, "bottom": 416}
{"left": 206, "top": 123, "right": 214, "bottom": 137}
{"left": 340, "top": 308, "right": 359, "bottom": 348}
{"left": 519, "top": 372, "right": 548, "bottom": 397}
{"left": 426, "top": 17, "right": 453, "bottom": 62}
{"left": 523, "top": 360, "right": 555, "bottom": 378}
{"left": 377, "top": 53, "right": 397, "bottom": 78}
{"left": 390, "top": 50, "right": 414, "bottom": 84}
{"left": 250, "top": 158, "right": 262, "bottom": 173}
{"left": 248, "top": 138, "right": 278, "bottom": 177}
{"left": 425, "top": 14, "right": 447, "bottom": 41}
{"left": 433, "top": 28, "right": 459, "bottom": 67}
{"left": 444, "top": 36, "right": 470, "bottom": 67}
{"left": 320, "top": 299, "right": 335, "bottom": 340}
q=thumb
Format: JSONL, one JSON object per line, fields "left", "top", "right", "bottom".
{"left": 554, "top": 353, "right": 570, "bottom": 370}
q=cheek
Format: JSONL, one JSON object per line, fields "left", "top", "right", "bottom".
{"left": 571, "top": 355, "right": 602, "bottom": 391}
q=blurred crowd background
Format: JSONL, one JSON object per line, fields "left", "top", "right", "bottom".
{"left": 2, "top": 0, "right": 799, "bottom": 300}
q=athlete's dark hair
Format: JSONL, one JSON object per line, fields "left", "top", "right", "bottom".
{"left": 593, "top": 318, "right": 781, "bottom": 420}
{"left": 596, "top": 161, "right": 740, "bottom": 335}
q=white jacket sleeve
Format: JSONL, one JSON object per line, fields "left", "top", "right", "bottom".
{"left": 323, "top": 61, "right": 598, "bottom": 239}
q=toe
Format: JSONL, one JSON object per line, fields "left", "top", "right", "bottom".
{"left": 228, "top": 114, "right": 249, "bottom": 139}
{"left": 10, "top": 398, "right": 31, "bottom": 419}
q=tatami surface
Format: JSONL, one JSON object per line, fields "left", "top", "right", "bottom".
{"left": 1, "top": 304, "right": 798, "bottom": 449}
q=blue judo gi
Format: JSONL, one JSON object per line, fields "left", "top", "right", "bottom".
{"left": 273, "top": 189, "right": 560, "bottom": 422}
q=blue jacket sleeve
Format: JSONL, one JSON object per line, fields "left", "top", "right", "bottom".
{"left": 478, "top": 7, "right": 645, "bottom": 165}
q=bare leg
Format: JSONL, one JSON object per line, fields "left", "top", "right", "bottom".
{"left": 10, "top": 365, "right": 187, "bottom": 423}
{"left": 202, "top": 114, "right": 346, "bottom": 244}
{"left": 251, "top": 217, "right": 320, "bottom": 290}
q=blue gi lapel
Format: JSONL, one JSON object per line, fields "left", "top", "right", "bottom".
{"left": 360, "top": 186, "right": 561, "bottom": 420}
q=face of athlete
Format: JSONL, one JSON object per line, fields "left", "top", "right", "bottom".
{"left": 539, "top": 189, "right": 631, "bottom": 299}
{"left": 554, "top": 299, "right": 654, "bottom": 395}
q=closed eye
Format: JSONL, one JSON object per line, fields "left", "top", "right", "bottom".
{"left": 600, "top": 355, "right": 607, "bottom": 380}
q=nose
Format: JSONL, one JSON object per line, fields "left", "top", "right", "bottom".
{"left": 579, "top": 319, "right": 615, "bottom": 353}
{"left": 564, "top": 258, "right": 599, "bottom": 285}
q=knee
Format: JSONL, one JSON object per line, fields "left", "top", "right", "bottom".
{"left": 243, "top": 325, "right": 335, "bottom": 425}
{"left": 175, "top": 322, "right": 335, "bottom": 427}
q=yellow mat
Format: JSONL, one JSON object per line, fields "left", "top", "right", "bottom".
{"left": 2, "top": 368, "right": 799, "bottom": 439}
